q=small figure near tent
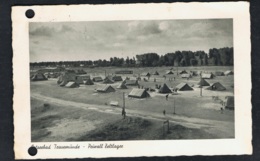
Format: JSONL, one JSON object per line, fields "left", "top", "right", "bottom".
{"left": 163, "top": 110, "right": 166, "bottom": 116}
{"left": 122, "top": 108, "right": 126, "bottom": 119}
{"left": 166, "top": 94, "right": 169, "bottom": 101}
{"left": 220, "top": 107, "right": 224, "bottom": 114}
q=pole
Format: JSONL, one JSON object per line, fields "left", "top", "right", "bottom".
{"left": 200, "top": 75, "right": 202, "bottom": 97}
{"left": 105, "top": 70, "right": 106, "bottom": 77}
{"left": 123, "top": 92, "right": 125, "bottom": 110}
{"left": 173, "top": 97, "right": 176, "bottom": 114}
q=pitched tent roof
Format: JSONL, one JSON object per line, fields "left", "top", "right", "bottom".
{"left": 159, "top": 83, "right": 172, "bottom": 93}
{"left": 181, "top": 74, "right": 191, "bottom": 78}
{"left": 65, "top": 81, "right": 79, "bottom": 88}
{"left": 153, "top": 71, "right": 159, "bottom": 75}
{"left": 206, "top": 82, "right": 226, "bottom": 91}
{"left": 225, "top": 96, "right": 234, "bottom": 110}
{"left": 128, "top": 89, "right": 150, "bottom": 98}
{"left": 59, "top": 80, "right": 68, "bottom": 87}
{"left": 103, "top": 77, "right": 115, "bottom": 84}
{"left": 201, "top": 73, "right": 213, "bottom": 79}
{"left": 31, "top": 73, "right": 48, "bottom": 81}
{"left": 84, "top": 79, "right": 94, "bottom": 85}
{"left": 141, "top": 72, "right": 151, "bottom": 76}
{"left": 125, "top": 80, "right": 139, "bottom": 86}
{"left": 179, "top": 70, "right": 188, "bottom": 74}
{"left": 175, "top": 83, "right": 193, "bottom": 91}
{"left": 224, "top": 70, "right": 234, "bottom": 76}
{"left": 75, "top": 76, "right": 84, "bottom": 84}
{"left": 165, "top": 70, "right": 174, "bottom": 75}
{"left": 60, "top": 72, "right": 76, "bottom": 81}
{"left": 97, "top": 85, "right": 115, "bottom": 93}
{"left": 117, "top": 82, "right": 128, "bottom": 89}
{"left": 92, "top": 76, "right": 103, "bottom": 82}
{"left": 215, "top": 71, "right": 224, "bottom": 76}
{"left": 112, "top": 75, "right": 123, "bottom": 81}
{"left": 197, "top": 78, "right": 210, "bottom": 86}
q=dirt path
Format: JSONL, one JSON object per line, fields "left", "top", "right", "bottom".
{"left": 31, "top": 93, "right": 234, "bottom": 138}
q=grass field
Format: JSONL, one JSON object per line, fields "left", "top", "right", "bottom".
{"left": 31, "top": 66, "right": 234, "bottom": 141}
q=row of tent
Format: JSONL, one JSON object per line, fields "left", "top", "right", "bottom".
{"left": 100, "top": 85, "right": 234, "bottom": 109}
{"left": 56, "top": 73, "right": 124, "bottom": 85}
{"left": 140, "top": 70, "right": 233, "bottom": 78}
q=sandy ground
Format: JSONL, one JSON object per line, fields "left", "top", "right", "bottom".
{"left": 31, "top": 93, "right": 234, "bottom": 141}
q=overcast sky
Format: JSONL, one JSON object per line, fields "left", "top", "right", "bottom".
{"left": 29, "top": 19, "right": 233, "bottom": 62}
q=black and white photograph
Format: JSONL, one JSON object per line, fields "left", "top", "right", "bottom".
{"left": 12, "top": 3, "right": 251, "bottom": 159}
{"left": 29, "top": 19, "right": 235, "bottom": 142}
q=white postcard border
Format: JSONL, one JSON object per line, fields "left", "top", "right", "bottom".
{"left": 12, "top": 2, "right": 251, "bottom": 159}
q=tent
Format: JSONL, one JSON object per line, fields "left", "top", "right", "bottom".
{"left": 112, "top": 75, "right": 123, "bottom": 81}
{"left": 75, "top": 69, "right": 87, "bottom": 75}
{"left": 153, "top": 71, "right": 159, "bottom": 75}
{"left": 44, "top": 73, "right": 50, "bottom": 78}
{"left": 103, "top": 77, "right": 115, "bottom": 84}
{"left": 179, "top": 70, "right": 188, "bottom": 74}
{"left": 181, "top": 74, "right": 191, "bottom": 78}
{"left": 125, "top": 80, "right": 139, "bottom": 86}
{"left": 206, "top": 82, "right": 226, "bottom": 91}
{"left": 31, "top": 73, "right": 48, "bottom": 81}
{"left": 76, "top": 74, "right": 90, "bottom": 81}
{"left": 75, "top": 76, "right": 84, "bottom": 84}
{"left": 175, "top": 83, "right": 193, "bottom": 91}
{"left": 59, "top": 80, "right": 68, "bottom": 87}
{"left": 224, "top": 70, "right": 234, "bottom": 76}
{"left": 201, "top": 73, "right": 214, "bottom": 79}
{"left": 141, "top": 72, "right": 151, "bottom": 77}
{"left": 92, "top": 76, "right": 103, "bottom": 82}
{"left": 60, "top": 72, "right": 76, "bottom": 81}
{"left": 97, "top": 85, "right": 115, "bottom": 93}
{"left": 225, "top": 96, "right": 234, "bottom": 110}
{"left": 64, "top": 81, "right": 79, "bottom": 88}
{"left": 57, "top": 73, "right": 76, "bottom": 84}
{"left": 57, "top": 75, "right": 63, "bottom": 84}
{"left": 190, "top": 71, "right": 198, "bottom": 76}
{"left": 84, "top": 79, "right": 94, "bottom": 85}
{"left": 117, "top": 82, "right": 128, "bottom": 89}
{"left": 215, "top": 71, "right": 224, "bottom": 76}
{"left": 159, "top": 83, "right": 172, "bottom": 93}
{"left": 165, "top": 70, "right": 174, "bottom": 75}
{"left": 197, "top": 78, "right": 210, "bottom": 86}
{"left": 128, "top": 89, "right": 150, "bottom": 98}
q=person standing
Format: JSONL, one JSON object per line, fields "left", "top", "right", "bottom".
{"left": 122, "top": 108, "right": 126, "bottom": 119}
{"left": 163, "top": 110, "right": 166, "bottom": 116}
{"left": 166, "top": 94, "right": 169, "bottom": 101}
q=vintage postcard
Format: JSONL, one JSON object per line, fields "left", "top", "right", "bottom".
{"left": 12, "top": 2, "right": 252, "bottom": 159}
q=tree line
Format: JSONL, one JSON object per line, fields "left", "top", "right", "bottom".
{"left": 30, "top": 47, "right": 233, "bottom": 68}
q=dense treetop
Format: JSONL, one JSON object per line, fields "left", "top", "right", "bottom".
{"left": 30, "top": 47, "right": 233, "bottom": 68}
